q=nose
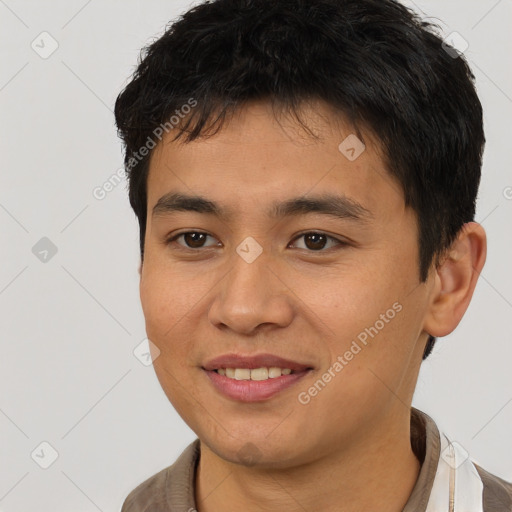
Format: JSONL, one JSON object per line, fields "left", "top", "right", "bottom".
{"left": 207, "top": 251, "right": 295, "bottom": 335}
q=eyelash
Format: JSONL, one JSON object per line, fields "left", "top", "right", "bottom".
{"left": 165, "top": 231, "right": 347, "bottom": 253}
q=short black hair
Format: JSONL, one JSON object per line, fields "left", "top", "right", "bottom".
{"left": 114, "top": 0, "right": 485, "bottom": 360}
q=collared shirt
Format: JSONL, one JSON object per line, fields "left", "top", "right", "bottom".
{"left": 121, "top": 408, "right": 512, "bottom": 511}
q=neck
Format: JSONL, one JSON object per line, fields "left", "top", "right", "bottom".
{"left": 195, "top": 407, "right": 421, "bottom": 512}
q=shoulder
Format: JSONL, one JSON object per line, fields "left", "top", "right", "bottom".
{"left": 409, "top": 408, "right": 512, "bottom": 512}
{"left": 474, "top": 463, "right": 512, "bottom": 512}
{"left": 121, "top": 439, "right": 200, "bottom": 512}
{"left": 121, "top": 465, "right": 170, "bottom": 512}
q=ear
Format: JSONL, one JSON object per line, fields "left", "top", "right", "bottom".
{"left": 422, "top": 222, "right": 487, "bottom": 338}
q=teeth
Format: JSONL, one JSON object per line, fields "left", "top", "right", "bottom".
{"left": 216, "top": 367, "right": 294, "bottom": 380}
{"left": 234, "top": 368, "right": 251, "bottom": 380}
{"left": 250, "top": 367, "right": 268, "bottom": 381}
{"left": 268, "top": 367, "right": 282, "bottom": 378}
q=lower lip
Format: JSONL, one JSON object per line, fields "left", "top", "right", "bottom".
{"left": 204, "top": 369, "right": 311, "bottom": 402}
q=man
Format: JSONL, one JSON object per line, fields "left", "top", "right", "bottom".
{"left": 114, "top": 0, "right": 512, "bottom": 510}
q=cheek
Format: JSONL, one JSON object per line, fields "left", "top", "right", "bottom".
{"left": 140, "top": 265, "right": 189, "bottom": 355}
{"left": 140, "top": 267, "right": 203, "bottom": 407}
{"left": 291, "top": 264, "right": 396, "bottom": 336}
{"left": 141, "top": 257, "right": 195, "bottom": 327}
{"left": 307, "top": 261, "right": 419, "bottom": 368}
{"left": 140, "top": 275, "right": 168, "bottom": 339}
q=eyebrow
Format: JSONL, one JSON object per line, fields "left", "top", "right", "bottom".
{"left": 152, "top": 192, "right": 373, "bottom": 223}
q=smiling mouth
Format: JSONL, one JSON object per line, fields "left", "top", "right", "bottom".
{"left": 203, "top": 367, "right": 313, "bottom": 402}
{"left": 201, "top": 353, "right": 314, "bottom": 401}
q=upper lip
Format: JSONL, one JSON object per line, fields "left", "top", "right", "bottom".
{"left": 202, "top": 353, "right": 313, "bottom": 372}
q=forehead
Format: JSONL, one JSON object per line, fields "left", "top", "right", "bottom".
{"left": 146, "top": 100, "right": 404, "bottom": 220}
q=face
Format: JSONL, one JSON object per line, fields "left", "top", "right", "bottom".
{"left": 140, "top": 100, "right": 434, "bottom": 468}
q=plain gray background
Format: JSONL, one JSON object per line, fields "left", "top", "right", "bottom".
{"left": 0, "top": 0, "right": 511, "bottom": 510}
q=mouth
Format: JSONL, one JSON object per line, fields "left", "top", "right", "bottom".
{"left": 202, "top": 353, "right": 314, "bottom": 402}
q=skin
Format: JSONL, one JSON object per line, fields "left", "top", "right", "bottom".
{"left": 139, "top": 99, "right": 486, "bottom": 512}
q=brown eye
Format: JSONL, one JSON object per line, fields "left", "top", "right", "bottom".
{"left": 167, "top": 231, "right": 220, "bottom": 249}
{"left": 290, "top": 232, "right": 344, "bottom": 251}
{"left": 183, "top": 232, "right": 207, "bottom": 248}
{"left": 304, "top": 233, "right": 327, "bottom": 250}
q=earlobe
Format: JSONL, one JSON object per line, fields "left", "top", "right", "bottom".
{"left": 422, "top": 222, "right": 487, "bottom": 338}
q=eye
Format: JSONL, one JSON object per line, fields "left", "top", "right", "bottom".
{"left": 167, "top": 231, "right": 221, "bottom": 249}
{"left": 289, "top": 232, "right": 345, "bottom": 251}
{"left": 166, "top": 230, "right": 346, "bottom": 252}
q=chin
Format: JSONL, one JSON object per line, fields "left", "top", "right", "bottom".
{"left": 200, "top": 430, "right": 313, "bottom": 470}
